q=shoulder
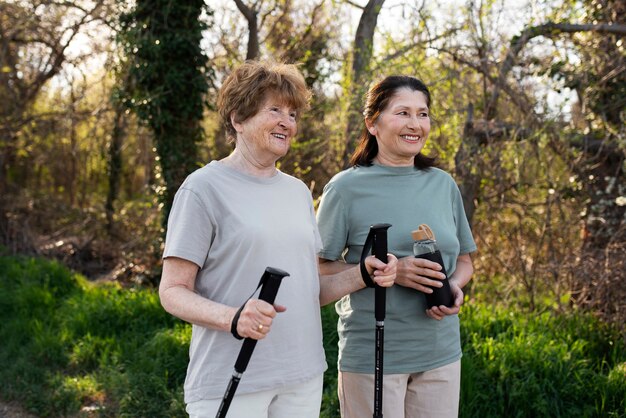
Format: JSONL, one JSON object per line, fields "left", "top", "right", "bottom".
{"left": 427, "top": 167, "right": 456, "bottom": 182}
{"left": 180, "top": 162, "right": 219, "bottom": 190}
{"left": 277, "top": 171, "right": 312, "bottom": 194}
{"left": 415, "top": 167, "right": 457, "bottom": 186}
{"left": 326, "top": 166, "right": 368, "bottom": 189}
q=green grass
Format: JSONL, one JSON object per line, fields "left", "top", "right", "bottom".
{"left": 0, "top": 255, "right": 624, "bottom": 417}
{"left": 459, "top": 305, "right": 625, "bottom": 418}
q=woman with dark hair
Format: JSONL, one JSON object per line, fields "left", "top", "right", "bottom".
{"left": 317, "top": 75, "right": 476, "bottom": 418}
{"left": 158, "top": 61, "right": 397, "bottom": 418}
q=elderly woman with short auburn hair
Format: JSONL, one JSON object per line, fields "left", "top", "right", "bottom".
{"left": 158, "top": 60, "right": 397, "bottom": 418}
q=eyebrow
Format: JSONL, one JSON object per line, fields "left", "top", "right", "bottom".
{"left": 391, "top": 105, "right": 429, "bottom": 111}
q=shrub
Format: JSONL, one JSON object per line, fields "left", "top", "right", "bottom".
{"left": 1, "top": 255, "right": 623, "bottom": 417}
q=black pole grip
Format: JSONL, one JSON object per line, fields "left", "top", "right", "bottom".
{"left": 233, "top": 267, "right": 289, "bottom": 374}
{"left": 370, "top": 223, "right": 391, "bottom": 322}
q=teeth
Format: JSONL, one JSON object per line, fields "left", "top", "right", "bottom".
{"left": 401, "top": 135, "right": 420, "bottom": 141}
{"left": 273, "top": 133, "right": 286, "bottom": 139}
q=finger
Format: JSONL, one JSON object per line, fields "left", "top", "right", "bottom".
{"left": 365, "top": 255, "right": 387, "bottom": 271}
{"left": 252, "top": 324, "right": 267, "bottom": 340}
{"left": 417, "top": 268, "right": 446, "bottom": 280}
{"left": 273, "top": 304, "right": 287, "bottom": 313}
{"left": 417, "top": 276, "right": 444, "bottom": 288}
{"left": 373, "top": 275, "right": 394, "bottom": 288}
{"left": 425, "top": 309, "right": 443, "bottom": 320}
{"left": 253, "top": 300, "right": 278, "bottom": 318}
{"left": 414, "top": 258, "right": 443, "bottom": 271}
{"left": 401, "top": 280, "right": 433, "bottom": 293}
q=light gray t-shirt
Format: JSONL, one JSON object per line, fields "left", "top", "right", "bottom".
{"left": 316, "top": 164, "right": 477, "bottom": 374}
{"left": 163, "top": 160, "right": 327, "bottom": 403}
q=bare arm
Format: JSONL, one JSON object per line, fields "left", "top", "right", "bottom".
{"left": 159, "top": 257, "right": 284, "bottom": 339}
{"left": 318, "top": 256, "right": 397, "bottom": 306}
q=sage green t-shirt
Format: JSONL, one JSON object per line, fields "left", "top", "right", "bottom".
{"left": 317, "top": 164, "right": 477, "bottom": 373}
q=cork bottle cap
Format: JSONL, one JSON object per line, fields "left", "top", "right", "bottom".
{"left": 411, "top": 224, "right": 435, "bottom": 241}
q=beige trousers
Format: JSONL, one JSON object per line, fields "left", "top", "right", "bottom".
{"left": 338, "top": 360, "right": 461, "bottom": 418}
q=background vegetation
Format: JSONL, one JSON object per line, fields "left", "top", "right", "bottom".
{"left": 0, "top": 255, "right": 624, "bottom": 417}
{"left": 0, "top": 0, "right": 624, "bottom": 416}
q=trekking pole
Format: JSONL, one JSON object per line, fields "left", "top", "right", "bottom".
{"left": 216, "top": 267, "right": 290, "bottom": 418}
{"left": 359, "top": 223, "right": 392, "bottom": 418}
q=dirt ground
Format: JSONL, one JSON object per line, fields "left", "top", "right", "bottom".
{"left": 0, "top": 401, "right": 38, "bottom": 418}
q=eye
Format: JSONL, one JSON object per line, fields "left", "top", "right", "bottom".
{"left": 419, "top": 112, "right": 429, "bottom": 118}
{"left": 397, "top": 111, "right": 408, "bottom": 116}
{"left": 289, "top": 112, "right": 297, "bottom": 119}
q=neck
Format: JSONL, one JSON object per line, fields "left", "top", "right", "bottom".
{"left": 221, "top": 148, "right": 277, "bottom": 178}
{"left": 373, "top": 153, "right": 414, "bottom": 167}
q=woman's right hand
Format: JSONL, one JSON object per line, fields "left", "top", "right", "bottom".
{"left": 235, "top": 299, "right": 287, "bottom": 340}
{"left": 395, "top": 255, "right": 446, "bottom": 294}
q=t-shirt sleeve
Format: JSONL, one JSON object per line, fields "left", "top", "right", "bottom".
{"left": 451, "top": 183, "right": 477, "bottom": 255}
{"left": 316, "top": 182, "right": 348, "bottom": 261}
{"left": 163, "top": 187, "right": 214, "bottom": 268}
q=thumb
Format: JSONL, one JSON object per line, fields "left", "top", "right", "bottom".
{"left": 274, "top": 304, "right": 287, "bottom": 313}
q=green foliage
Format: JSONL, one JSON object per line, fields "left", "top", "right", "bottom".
{"left": 117, "top": 0, "right": 213, "bottom": 223}
{"left": 1, "top": 256, "right": 624, "bottom": 417}
{"left": 0, "top": 255, "right": 183, "bottom": 416}
{"left": 459, "top": 304, "right": 625, "bottom": 418}
{"left": 320, "top": 304, "right": 340, "bottom": 418}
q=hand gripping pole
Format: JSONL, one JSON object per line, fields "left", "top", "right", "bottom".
{"left": 216, "top": 267, "right": 290, "bottom": 418}
{"left": 359, "top": 223, "right": 391, "bottom": 418}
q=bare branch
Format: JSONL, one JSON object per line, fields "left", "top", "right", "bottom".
{"left": 233, "top": 0, "right": 259, "bottom": 59}
{"left": 485, "top": 22, "right": 626, "bottom": 120}
{"left": 343, "top": 0, "right": 365, "bottom": 10}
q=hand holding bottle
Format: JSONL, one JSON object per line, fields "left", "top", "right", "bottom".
{"left": 412, "top": 224, "right": 454, "bottom": 308}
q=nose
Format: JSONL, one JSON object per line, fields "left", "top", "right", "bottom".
{"left": 406, "top": 115, "right": 421, "bottom": 132}
{"left": 278, "top": 113, "right": 296, "bottom": 129}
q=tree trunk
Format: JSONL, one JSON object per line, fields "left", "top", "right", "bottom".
{"left": 105, "top": 103, "right": 126, "bottom": 233}
{"left": 454, "top": 104, "right": 481, "bottom": 225}
{"left": 234, "top": 0, "right": 259, "bottom": 60}
{"left": 341, "top": 0, "right": 385, "bottom": 167}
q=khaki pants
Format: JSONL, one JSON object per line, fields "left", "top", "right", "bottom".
{"left": 338, "top": 360, "right": 461, "bottom": 418}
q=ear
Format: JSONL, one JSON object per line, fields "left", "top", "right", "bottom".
{"left": 230, "top": 112, "right": 243, "bottom": 133}
{"left": 365, "top": 118, "right": 377, "bottom": 136}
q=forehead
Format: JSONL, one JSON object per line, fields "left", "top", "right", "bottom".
{"left": 386, "top": 88, "right": 429, "bottom": 109}
{"left": 262, "top": 90, "right": 296, "bottom": 109}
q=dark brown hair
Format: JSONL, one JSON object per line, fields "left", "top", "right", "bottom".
{"left": 350, "top": 75, "right": 437, "bottom": 169}
{"left": 217, "top": 60, "right": 312, "bottom": 142}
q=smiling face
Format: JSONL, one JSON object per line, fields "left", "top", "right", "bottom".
{"left": 366, "top": 88, "right": 431, "bottom": 167}
{"left": 232, "top": 92, "right": 298, "bottom": 165}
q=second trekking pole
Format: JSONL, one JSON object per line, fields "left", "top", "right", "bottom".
{"left": 215, "top": 267, "right": 290, "bottom": 418}
{"left": 359, "top": 223, "right": 391, "bottom": 418}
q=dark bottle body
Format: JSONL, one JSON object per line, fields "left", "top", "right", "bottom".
{"left": 414, "top": 246, "right": 454, "bottom": 308}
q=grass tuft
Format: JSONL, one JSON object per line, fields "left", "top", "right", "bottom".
{"left": 0, "top": 255, "right": 624, "bottom": 417}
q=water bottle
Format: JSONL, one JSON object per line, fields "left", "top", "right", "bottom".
{"left": 412, "top": 224, "right": 454, "bottom": 308}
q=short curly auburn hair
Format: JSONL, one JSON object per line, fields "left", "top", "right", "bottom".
{"left": 217, "top": 60, "right": 312, "bottom": 142}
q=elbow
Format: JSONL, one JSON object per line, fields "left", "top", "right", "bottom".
{"left": 158, "top": 284, "right": 176, "bottom": 315}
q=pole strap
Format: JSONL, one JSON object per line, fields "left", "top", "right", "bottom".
{"left": 229, "top": 269, "right": 278, "bottom": 340}
{"left": 359, "top": 230, "right": 376, "bottom": 288}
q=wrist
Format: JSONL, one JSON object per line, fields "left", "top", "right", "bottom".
{"left": 230, "top": 304, "right": 245, "bottom": 340}
{"left": 359, "top": 257, "right": 375, "bottom": 288}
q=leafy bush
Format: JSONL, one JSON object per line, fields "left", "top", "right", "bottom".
{"left": 459, "top": 304, "right": 625, "bottom": 418}
{"left": 0, "top": 255, "right": 624, "bottom": 417}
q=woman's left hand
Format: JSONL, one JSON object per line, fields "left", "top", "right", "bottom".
{"left": 425, "top": 279, "right": 464, "bottom": 320}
